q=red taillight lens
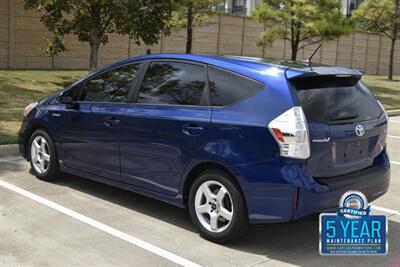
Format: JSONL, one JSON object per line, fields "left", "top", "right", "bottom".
{"left": 272, "top": 128, "right": 285, "bottom": 142}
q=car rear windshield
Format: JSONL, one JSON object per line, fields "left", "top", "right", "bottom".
{"left": 292, "top": 76, "right": 382, "bottom": 124}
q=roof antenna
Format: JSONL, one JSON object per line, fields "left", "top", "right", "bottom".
{"left": 305, "top": 44, "right": 322, "bottom": 68}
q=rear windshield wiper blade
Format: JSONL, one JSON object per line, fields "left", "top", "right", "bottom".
{"left": 329, "top": 115, "right": 359, "bottom": 121}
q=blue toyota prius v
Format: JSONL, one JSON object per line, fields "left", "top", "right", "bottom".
{"left": 18, "top": 54, "right": 390, "bottom": 242}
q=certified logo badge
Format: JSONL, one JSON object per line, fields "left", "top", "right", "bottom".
{"left": 320, "top": 191, "right": 388, "bottom": 255}
{"left": 355, "top": 124, "right": 365, "bottom": 137}
{"left": 338, "top": 191, "right": 370, "bottom": 219}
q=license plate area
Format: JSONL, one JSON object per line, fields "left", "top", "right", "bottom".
{"left": 335, "top": 139, "right": 369, "bottom": 163}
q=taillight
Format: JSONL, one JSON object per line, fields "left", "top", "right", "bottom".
{"left": 23, "top": 102, "right": 38, "bottom": 117}
{"left": 268, "top": 106, "right": 310, "bottom": 159}
{"left": 377, "top": 100, "right": 388, "bottom": 123}
{"left": 377, "top": 100, "right": 388, "bottom": 148}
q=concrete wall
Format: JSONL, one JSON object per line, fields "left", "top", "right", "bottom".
{"left": 0, "top": 0, "right": 399, "bottom": 75}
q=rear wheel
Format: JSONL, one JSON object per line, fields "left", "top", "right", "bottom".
{"left": 188, "top": 169, "right": 248, "bottom": 243}
{"left": 29, "top": 129, "right": 60, "bottom": 181}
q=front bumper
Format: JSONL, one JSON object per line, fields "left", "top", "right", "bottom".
{"left": 18, "top": 117, "right": 30, "bottom": 159}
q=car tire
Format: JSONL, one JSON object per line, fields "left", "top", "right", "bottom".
{"left": 28, "top": 129, "right": 60, "bottom": 181}
{"left": 188, "top": 169, "right": 249, "bottom": 243}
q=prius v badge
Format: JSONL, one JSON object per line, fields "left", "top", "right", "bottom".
{"left": 312, "top": 137, "right": 331, "bottom": 143}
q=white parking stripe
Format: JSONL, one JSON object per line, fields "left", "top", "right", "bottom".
{"left": 0, "top": 179, "right": 202, "bottom": 267}
{"left": 390, "top": 120, "right": 400, "bottom": 123}
{"left": 388, "top": 135, "right": 400, "bottom": 139}
{"left": 391, "top": 161, "right": 400, "bottom": 165}
{"left": 371, "top": 205, "right": 400, "bottom": 216}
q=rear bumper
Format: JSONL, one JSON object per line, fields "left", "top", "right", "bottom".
{"left": 292, "top": 161, "right": 390, "bottom": 220}
{"left": 241, "top": 149, "right": 390, "bottom": 224}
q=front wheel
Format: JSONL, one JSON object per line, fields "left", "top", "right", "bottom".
{"left": 29, "top": 129, "right": 60, "bottom": 181}
{"left": 188, "top": 169, "right": 249, "bottom": 243}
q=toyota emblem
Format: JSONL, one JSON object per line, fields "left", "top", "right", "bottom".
{"left": 355, "top": 124, "right": 365, "bottom": 137}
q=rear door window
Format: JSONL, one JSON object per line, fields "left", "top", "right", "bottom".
{"left": 293, "top": 76, "right": 382, "bottom": 124}
{"left": 208, "top": 66, "right": 264, "bottom": 106}
{"left": 137, "top": 61, "right": 206, "bottom": 105}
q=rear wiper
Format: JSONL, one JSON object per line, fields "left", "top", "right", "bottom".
{"left": 329, "top": 115, "right": 359, "bottom": 121}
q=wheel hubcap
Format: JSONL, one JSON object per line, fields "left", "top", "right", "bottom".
{"left": 194, "top": 180, "right": 233, "bottom": 233}
{"left": 31, "top": 136, "right": 50, "bottom": 174}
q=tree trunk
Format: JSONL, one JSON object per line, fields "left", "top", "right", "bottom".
{"left": 186, "top": 3, "right": 193, "bottom": 54}
{"left": 291, "top": 41, "right": 299, "bottom": 61}
{"left": 89, "top": 42, "right": 100, "bottom": 73}
{"left": 388, "top": 38, "right": 396, "bottom": 80}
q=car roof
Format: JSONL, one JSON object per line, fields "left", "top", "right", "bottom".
{"left": 95, "top": 53, "right": 363, "bottom": 83}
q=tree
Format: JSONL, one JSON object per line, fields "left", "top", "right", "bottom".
{"left": 170, "top": 0, "right": 222, "bottom": 53}
{"left": 24, "top": 0, "right": 172, "bottom": 72}
{"left": 252, "top": 0, "right": 355, "bottom": 61}
{"left": 353, "top": 0, "right": 400, "bottom": 80}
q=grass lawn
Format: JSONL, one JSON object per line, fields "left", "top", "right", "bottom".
{"left": 362, "top": 75, "right": 400, "bottom": 110}
{"left": 0, "top": 70, "right": 87, "bottom": 144}
{"left": 0, "top": 71, "right": 399, "bottom": 145}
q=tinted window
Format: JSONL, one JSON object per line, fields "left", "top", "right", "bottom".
{"left": 294, "top": 77, "right": 382, "bottom": 124}
{"left": 138, "top": 62, "right": 205, "bottom": 105}
{"left": 208, "top": 66, "right": 263, "bottom": 106}
{"left": 80, "top": 63, "right": 142, "bottom": 102}
{"left": 63, "top": 84, "right": 82, "bottom": 101}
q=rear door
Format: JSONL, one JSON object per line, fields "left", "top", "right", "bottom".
{"left": 291, "top": 75, "right": 387, "bottom": 177}
{"left": 119, "top": 60, "right": 211, "bottom": 196}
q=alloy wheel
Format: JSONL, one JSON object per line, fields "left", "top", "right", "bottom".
{"left": 194, "top": 180, "right": 233, "bottom": 233}
{"left": 31, "top": 136, "right": 51, "bottom": 174}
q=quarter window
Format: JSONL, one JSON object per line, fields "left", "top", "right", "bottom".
{"left": 137, "top": 62, "right": 206, "bottom": 105}
{"left": 80, "top": 63, "right": 142, "bottom": 103}
{"left": 208, "top": 66, "right": 263, "bottom": 106}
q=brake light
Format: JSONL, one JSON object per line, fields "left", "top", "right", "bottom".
{"left": 272, "top": 128, "right": 285, "bottom": 142}
{"left": 23, "top": 102, "right": 38, "bottom": 117}
{"left": 376, "top": 100, "right": 388, "bottom": 149}
{"left": 268, "top": 106, "right": 310, "bottom": 159}
{"left": 377, "top": 100, "right": 388, "bottom": 123}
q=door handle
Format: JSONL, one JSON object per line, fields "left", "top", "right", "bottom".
{"left": 182, "top": 124, "right": 204, "bottom": 136}
{"left": 104, "top": 116, "right": 120, "bottom": 128}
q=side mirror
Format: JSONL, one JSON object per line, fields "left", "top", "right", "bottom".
{"left": 60, "top": 94, "right": 76, "bottom": 109}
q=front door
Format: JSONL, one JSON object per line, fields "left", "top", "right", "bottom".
{"left": 57, "top": 62, "right": 143, "bottom": 181}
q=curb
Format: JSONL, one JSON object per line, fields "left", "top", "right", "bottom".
{"left": 388, "top": 109, "right": 400, "bottom": 117}
{"left": 0, "top": 144, "right": 20, "bottom": 158}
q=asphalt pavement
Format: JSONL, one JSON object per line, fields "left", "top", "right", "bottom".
{"left": 1, "top": 117, "right": 400, "bottom": 267}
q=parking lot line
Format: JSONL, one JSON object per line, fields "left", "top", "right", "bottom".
{"left": 391, "top": 161, "right": 400, "bottom": 165}
{"left": 388, "top": 135, "right": 400, "bottom": 139}
{"left": 0, "top": 179, "right": 202, "bottom": 267}
{"left": 371, "top": 205, "right": 400, "bottom": 216}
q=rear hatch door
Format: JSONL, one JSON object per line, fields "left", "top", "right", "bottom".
{"left": 290, "top": 74, "right": 387, "bottom": 177}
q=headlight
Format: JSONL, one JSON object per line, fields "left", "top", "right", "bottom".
{"left": 23, "top": 102, "right": 38, "bottom": 117}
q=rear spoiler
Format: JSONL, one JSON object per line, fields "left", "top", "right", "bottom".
{"left": 289, "top": 73, "right": 363, "bottom": 90}
{"left": 285, "top": 65, "right": 363, "bottom": 80}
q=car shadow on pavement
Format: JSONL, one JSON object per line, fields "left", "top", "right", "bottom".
{"left": 52, "top": 173, "right": 400, "bottom": 266}
{"left": 52, "top": 173, "right": 196, "bottom": 232}
{"left": 0, "top": 158, "right": 27, "bottom": 176}
{"left": 229, "top": 219, "right": 400, "bottom": 266}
